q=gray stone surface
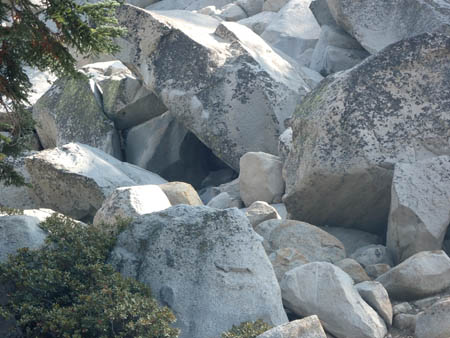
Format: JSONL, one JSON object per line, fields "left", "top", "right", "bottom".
{"left": 115, "top": 5, "right": 309, "bottom": 171}
{"left": 256, "top": 315, "right": 327, "bottom": 338}
{"left": 350, "top": 245, "right": 394, "bottom": 268}
{"left": 281, "top": 262, "right": 387, "bottom": 338}
{"left": 109, "top": 205, "right": 288, "bottom": 338}
{"left": 326, "top": 0, "right": 450, "bottom": 53}
{"left": 263, "top": 0, "right": 289, "bottom": 12}
{"left": 376, "top": 251, "right": 450, "bottom": 301}
{"left": 365, "top": 264, "right": 391, "bottom": 280}
{"left": 415, "top": 297, "right": 450, "bottom": 338}
{"left": 0, "top": 214, "right": 47, "bottom": 263}
{"left": 393, "top": 313, "right": 416, "bottom": 332}
{"left": 207, "top": 192, "right": 241, "bottom": 209}
{"left": 256, "top": 219, "right": 346, "bottom": 263}
{"left": 239, "top": 152, "right": 285, "bottom": 206}
{"left": 33, "top": 75, "right": 120, "bottom": 158}
{"left": 283, "top": 33, "right": 450, "bottom": 233}
{"left": 355, "top": 281, "right": 393, "bottom": 327}
{"left": 238, "top": 11, "right": 278, "bottom": 35}
{"left": 269, "top": 247, "right": 309, "bottom": 282}
{"left": 335, "top": 258, "right": 370, "bottom": 283}
{"left": 245, "top": 201, "right": 281, "bottom": 228}
{"left": 309, "top": 0, "right": 337, "bottom": 27}
{"left": 387, "top": 156, "right": 450, "bottom": 263}
{"left": 25, "top": 143, "right": 166, "bottom": 220}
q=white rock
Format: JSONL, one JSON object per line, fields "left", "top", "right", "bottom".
{"left": 109, "top": 205, "right": 288, "bottom": 338}
{"left": 255, "top": 219, "right": 346, "bottom": 263}
{"left": 281, "top": 262, "right": 387, "bottom": 338}
{"left": 283, "top": 33, "right": 450, "bottom": 233}
{"left": 261, "top": 0, "right": 320, "bottom": 67}
{"left": 239, "top": 152, "right": 285, "bottom": 206}
{"left": 148, "top": 0, "right": 234, "bottom": 11}
{"left": 25, "top": 143, "right": 166, "bottom": 220}
{"left": 0, "top": 215, "right": 47, "bottom": 263}
{"left": 245, "top": 201, "right": 280, "bottom": 228}
{"left": 387, "top": 156, "right": 450, "bottom": 263}
{"left": 376, "top": 251, "right": 450, "bottom": 301}
{"left": 415, "top": 297, "right": 450, "bottom": 338}
{"left": 93, "top": 185, "right": 171, "bottom": 226}
{"left": 355, "top": 281, "right": 393, "bottom": 327}
{"left": 207, "top": 192, "right": 240, "bottom": 209}
{"left": 238, "top": 11, "right": 278, "bottom": 35}
{"left": 326, "top": 0, "right": 450, "bottom": 54}
{"left": 218, "top": 3, "right": 247, "bottom": 21}
{"left": 278, "top": 127, "right": 292, "bottom": 163}
{"left": 237, "top": 0, "right": 264, "bottom": 17}
{"left": 115, "top": 6, "right": 309, "bottom": 170}
{"left": 256, "top": 315, "right": 327, "bottom": 338}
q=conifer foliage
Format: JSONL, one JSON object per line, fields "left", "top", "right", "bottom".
{"left": 0, "top": 0, "right": 125, "bottom": 185}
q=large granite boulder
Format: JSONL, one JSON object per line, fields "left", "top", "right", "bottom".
{"left": 415, "top": 297, "right": 450, "bottom": 338}
{"left": 109, "top": 205, "right": 287, "bottom": 338}
{"left": 387, "top": 156, "right": 450, "bottom": 263}
{"left": 255, "top": 219, "right": 346, "bottom": 263}
{"left": 355, "top": 281, "right": 393, "bottom": 327}
{"left": 114, "top": 5, "right": 309, "bottom": 171}
{"left": 159, "top": 182, "right": 203, "bottom": 206}
{"left": 25, "top": 143, "right": 166, "bottom": 220}
{"left": 283, "top": 33, "right": 450, "bottom": 233}
{"left": 261, "top": 0, "right": 321, "bottom": 66}
{"left": 376, "top": 251, "right": 450, "bottom": 301}
{"left": 147, "top": 0, "right": 234, "bottom": 11}
{"left": 33, "top": 73, "right": 120, "bottom": 158}
{"left": 326, "top": 0, "right": 450, "bottom": 54}
{"left": 281, "top": 262, "right": 387, "bottom": 338}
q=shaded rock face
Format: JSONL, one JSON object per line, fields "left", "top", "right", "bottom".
{"left": 281, "top": 262, "right": 387, "bottom": 338}
{"left": 283, "top": 33, "right": 450, "bottom": 234}
{"left": 25, "top": 143, "right": 166, "bottom": 221}
{"left": 114, "top": 5, "right": 309, "bottom": 171}
{"left": 387, "top": 156, "right": 450, "bottom": 263}
{"left": 326, "top": 0, "right": 450, "bottom": 54}
{"left": 376, "top": 251, "right": 450, "bottom": 301}
{"left": 125, "top": 112, "right": 234, "bottom": 188}
{"left": 109, "top": 205, "right": 288, "bottom": 338}
{"left": 33, "top": 76, "right": 120, "bottom": 158}
{"left": 415, "top": 297, "right": 450, "bottom": 338}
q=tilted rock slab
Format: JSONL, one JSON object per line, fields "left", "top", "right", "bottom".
{"left": 281, "top": 262, "right": 387, "bottom": 338}
{"left": 256, "top": 315, "right": 327, "bottom": 338}
{"left": 25, "top": 143, "right": 166, "bottom": 220}
{"left": 387, "top": 156, "right": 450, "bottom": 263}
{"left": 109, "top": 205, "right": 288, "bottom": 338}
{"left": 355, "top": 281, "right": 393, "bottom": 327}
{"left": 376, "top": 250, "right": 450, "bottom": 301}
{"left": 326, "top": 0, "right": 450, "bottom": 54}
{"left": 283, "top": 33, "right": 450, "bottom": 233}
{"left": 114, "top": 5, "right": 309, "bottom": 170}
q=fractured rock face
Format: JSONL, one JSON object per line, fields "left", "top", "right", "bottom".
{"left": 25, "top": 143, "right": 166, "bottom": 220}
{"left": 114, "top": 5, "right": 309, "bottom": 170}
{"left": 283, "top": 33, "right": 450, "bottom": 233}
{"left": 281, "top": 262, "right": 387, "bottom": 338}
{"left": 109, "top": 205, "right": 288, "bottom": 338}
{"left": 387, "top": 156, "right": 450, "bottom": 263}
{"left": 326, "top": 0, "right": 450, "bottom": 54}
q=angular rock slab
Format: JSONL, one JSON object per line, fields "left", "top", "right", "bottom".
{"left": 256, "top": 219, "right": 346, "bottom": 263}
{"left": 376, "top": 251, "right": 450, "bottom": 301}
{"left": 283, "top": 33, "right": 450, "bottom": 233}
{"left": 109, "top": 205, "right": 288, "bottom": 338}
{"left": 115, "top": 5, "right": 309, "bottom": 170}
{"left": 355, "top": 281, "right": 393, "bottom": 327}
{"left": 415, "top": 297, "right": 450, "bottom": 338}
{"left": 281, "top": 262, "right": 387, "bottom": 338}
{"left": 0, "top": 215, "right": 47, "bottom": 263}
{"left": 326, "top": 0, "right": 450, "bottom": 54}
{"left": 33, "top": 75, "right": 120, "bottom": 158}
{"left": 93, "top": 185, "right": 171, "bottom": 226}
{"left": 159, "top": 182, "right": 203, "bottom": 206}
{"left": 256, "top": 315, "right": 327, "bottom": 338}
{"left": 387, "top": 156, "right": 450, "bottom": 263}
{"left": 25, "top": 143, "right": 166, "bottom": 220}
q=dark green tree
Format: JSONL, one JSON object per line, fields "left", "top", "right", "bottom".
{"left": 0, "top": 0, "right": 125, "bottom": 185}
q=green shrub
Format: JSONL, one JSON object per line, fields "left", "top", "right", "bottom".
{"left": 221, "top": 320, "right": 272, "bottom": 338}
{"left": 0, "top": 214, "right": 179, "bottom": 338}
